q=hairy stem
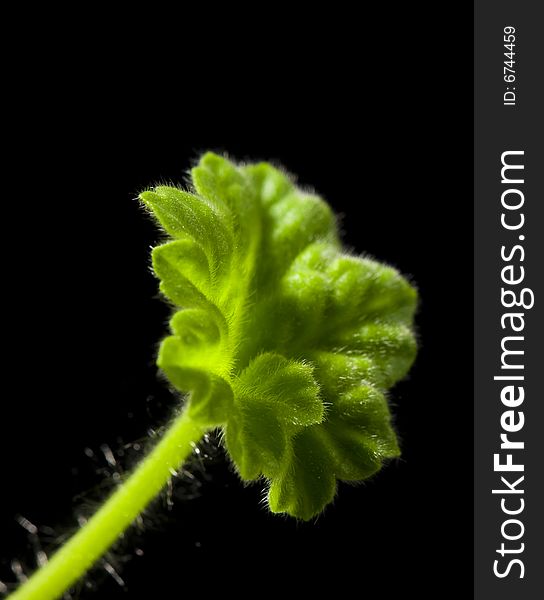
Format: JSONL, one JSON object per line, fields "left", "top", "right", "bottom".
{"left": 9, "top": 410, "right": 207, "bottom": 600}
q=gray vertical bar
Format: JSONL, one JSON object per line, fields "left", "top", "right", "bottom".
{"left": 475, "top": 1, "right": 543, "bottom": 598}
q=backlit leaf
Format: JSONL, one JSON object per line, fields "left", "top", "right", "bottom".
{"left": 142, "top": 153, "right": 418, "bottom": 520}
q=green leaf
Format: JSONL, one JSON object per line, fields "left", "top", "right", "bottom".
{"left": 142, "top": 152, "right": 418, "bottom": 520}
{"left": 151, "top": 239, "right": 211, "bottom": 307}
{"left": 225, "top": 353, "right": 323, "bottom": 481}
{"left": 268, "top": 427, "right": 336, "bottom": 521}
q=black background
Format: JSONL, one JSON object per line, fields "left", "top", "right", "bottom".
{"left": 1, "top": 6, "right": 472, "bottom": 599}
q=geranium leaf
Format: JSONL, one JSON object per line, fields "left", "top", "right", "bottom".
{"left": 142, "top": 152, "right": 418, "bottom": 520}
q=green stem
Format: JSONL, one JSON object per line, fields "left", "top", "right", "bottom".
{"left": 9, "top": 410, "right": 207, "bottom": 600}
